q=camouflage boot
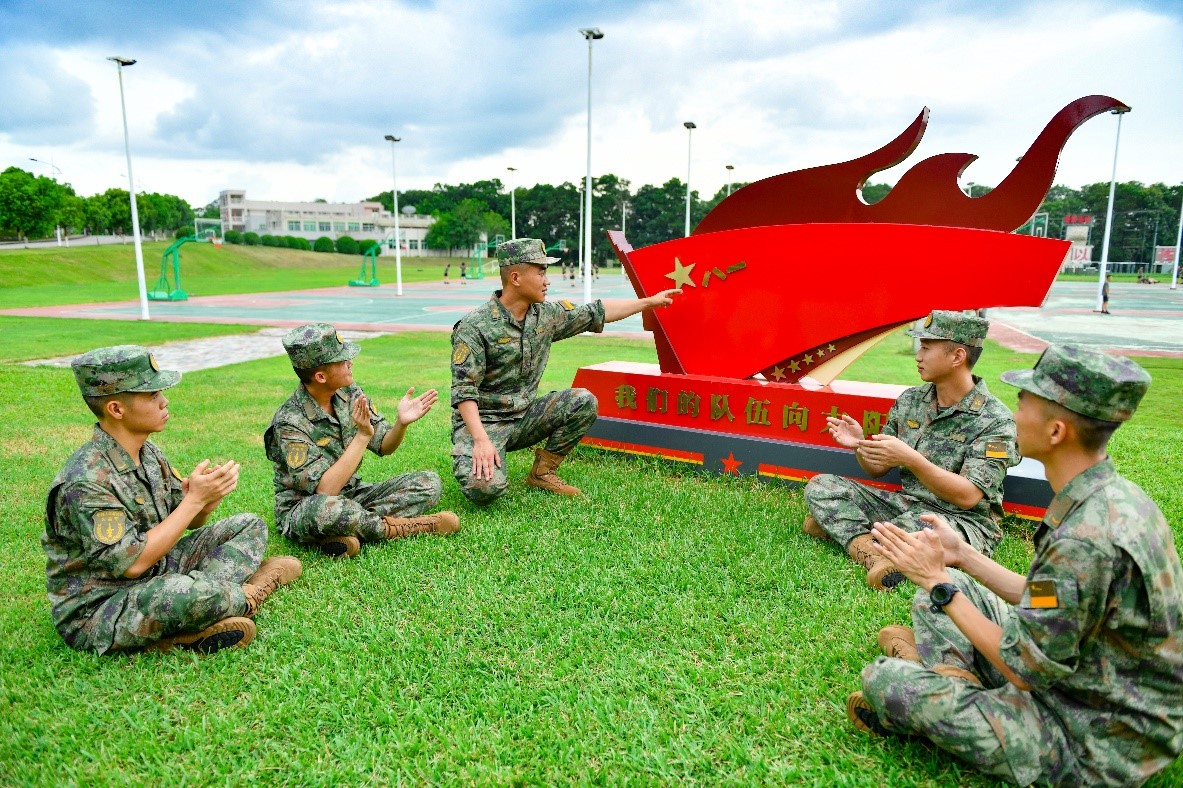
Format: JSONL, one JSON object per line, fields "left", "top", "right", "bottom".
{"left": 847, "top": 691, "right": 891, "bottom": 736}
{"left": 318, "top": 535, "right": 361, "bottom": 558}
{"left": 847, "top": 534, "right": 905, "bottom": 591}
{"left": 877, "top": 625, "right": 920, "bottom": 662}
{"left": 242, "top": 556, "right": 303, "bottom": 617}
{"left": 802, "top": 514, "right": 830, "bottom": 541}
{"left": 152, "top": 617, "right": 256, "bottom": 654}
{"left": 382, "top": 511, "right": 460, "bottom": 540}
{"left": 525, "top": 448, "right": 581, "bottom": 496}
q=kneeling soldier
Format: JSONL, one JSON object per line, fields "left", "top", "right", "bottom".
{"left": 266, "top": 324, "right": 459, "bottom": 558}
{"left": 849, "top": 345, "right": 1183, "bottom": 785}
{"left": 44, "top": 346, "right": 300, "bottom": 655}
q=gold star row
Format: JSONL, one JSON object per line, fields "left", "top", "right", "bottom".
{"left": 766, "top": 343, "right": 839, "bottom": 380}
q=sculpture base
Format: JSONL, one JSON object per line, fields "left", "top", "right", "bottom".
{"left": 572, "top": 361, "right": 1051, "bottom": 519}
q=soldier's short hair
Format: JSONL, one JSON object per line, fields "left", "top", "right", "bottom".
{"left": 82, "top": 392, "right": 131, "bottom": 419}
{"left": 1038, "top": 396, "right": 1120, "bottom": 453}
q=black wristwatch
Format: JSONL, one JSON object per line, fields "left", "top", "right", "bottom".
{"left": 929, "top": 582, "right": 960, "bottom": 613}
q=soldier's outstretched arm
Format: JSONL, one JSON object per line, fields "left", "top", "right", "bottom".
{"left": 602, "top": 288, "right": 682, "bottom": 323}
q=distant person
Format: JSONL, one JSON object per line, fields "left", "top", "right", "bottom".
{"left": 443, "top": 258, "right": 467, "bottom": 285}
{"left": 801, "top": 310, "right": 1019, "bottom": 590}
{"left": 450, "top": 238, "right": 680, "bottom": 504}
{"left": 847, "top": 345, "right": 1183, "bottom": 786}
{"left": 44, "top": 346, "right": 301, "bottom": 655}
{"left": 266, "top": 323, "right": 459, "bottom": 558}
{"left": 1101, "top": 273, "right": 1112, "bottom": 314}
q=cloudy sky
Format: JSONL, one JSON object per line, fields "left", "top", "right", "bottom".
{"left": 1, "top": 0, "right": 1179, "bottom": 209}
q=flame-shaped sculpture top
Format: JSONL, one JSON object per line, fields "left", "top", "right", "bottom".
{"left": 694, "top": 95, "right": 1128, "bottom": 235}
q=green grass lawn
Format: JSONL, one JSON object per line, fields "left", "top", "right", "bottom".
{"left": 1, "top": 321, "right": 1180, "bottom": 785}
{"left": 0, "top": 242, "right": 478, "bottom": 308}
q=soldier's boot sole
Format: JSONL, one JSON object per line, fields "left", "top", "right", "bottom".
{"left": 154, "top": 617, "right": 256, "bottom": 654}
{"left": 802, "top": 515, "right": 830, "bottom": 541}
{"left": 877, "top": 625, "right": 920, "bottom": 661}
{"left": 932, "top": 664, "right": 984, "bottom": 687}
{"left": 848, "top": 535, "right": 905, "bottom": 591}
{"left": 846, "top": 691, "right": 891, "bottom": 736}
{"left": 318, "top": 535, "right": 361, "bottom": 558}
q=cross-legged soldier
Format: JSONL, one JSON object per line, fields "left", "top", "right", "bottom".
{"left": 802, "top": 310, "right": 1018, "bottom": 590}
{"left": 266, "top": 323, "right": 459, "bottom": 558}
{"left": 43, "top": 346, "right": 301, "bottom": 655}
{"left": 450, "top": 238, "right": 680, "bottom": 504}
{"left": 847, "top": 344, "right": 1183, "bottom": 785}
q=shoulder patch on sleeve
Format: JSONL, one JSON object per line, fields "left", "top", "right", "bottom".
{"left": 559, "top": 299, "right": 576, "bottom": 311}
{"left": 316, "top": 437, "right": 332, "bottom": 447}
{"left": 286, "top": 442, "right": 310, "bottom": 468}
{"left": 92, "top": 510, "right": 126, "bottom": 545}
{"left": 985, "top": 439, "right": 1009, "bottom": 459}
{"left": 905, "top": 419, "right": 920, "bottom": 429}
{"left": 452, "top": 342, "right": 471, "bottom": 364}
{"left": 1026, "top": 579, "right": 1059, "bottom": 609}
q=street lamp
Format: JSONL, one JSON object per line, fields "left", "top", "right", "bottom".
{"left": 683, "top": 121, "right": 696, "bottom": 237}
{"left": 579, "top": 27, "right": 603, "bottom": 305}
{"left": 1171, "top": 187, "right": 1181, "bottom": 290}
{"left": 507, "top": 166, "right": 517, "bottom": 240}
{"left": 621, "top": 200, "right": 629, "bottom": 235}
{"left": 1096, "top": 106, "right": 1130, "bottom": 312}
{"left": 725, "top": 164, "right": 734, "bottom": 196}
{"left": 384, "top": 134, "right": 403, "bottom": 295}
{"left": 108, "top": 56, "right": 149, "bottom": 320}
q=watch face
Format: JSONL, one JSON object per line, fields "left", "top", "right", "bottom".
{"left": 932, "top": 584, "right": 954, "bottom": 605}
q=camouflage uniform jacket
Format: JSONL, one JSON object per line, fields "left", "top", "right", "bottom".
{"left": 883, "top": 376, "right": 1018, "bottom": 543}
{"left": 42, "top": 425, "right": 184, "bottom": 644}
{"left": 450, "top": 292, "right": 606, "bottom": 426}
{"left": 997, "top": 458, "right": 1183, "bottom": 784}
{"left": 264, "top": 383, "right": 392, "bottom": 522}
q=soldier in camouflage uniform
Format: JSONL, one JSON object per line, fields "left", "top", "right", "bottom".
{"left": 43, "top": 346, "right": 302, "bottom": 655}
{"left": 802, "top": 310, "right": 1019, "bottom": 590}
{"left": 265, "top": 324, "right": 459, "bottom": 558}
{"left": 451, "top": 238, "right": 680, "bottom": 504}
{"left": 848, "top": 344, "right": 1183, "bottom": 785}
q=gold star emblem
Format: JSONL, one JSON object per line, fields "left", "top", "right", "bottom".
{"left": 789, "top": 360, "right": 800, "bottom": 372}
{"left": 770, "top": 366, "right": 786, "bottom": 381}
{"left": 827, "top": 344, "right": 837, "bottom": 353}
{"left": 803, "top": 354, "right": 814, "bottom": 365}
{"left": 816, "top": 346, "right": 827, "bottom": 358}
{"left": 664, "top": 257, "right": 696, "bottom": 289}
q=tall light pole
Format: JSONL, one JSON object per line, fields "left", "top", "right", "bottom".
{"left": 725, "top": 164, "right": 734, "bottom": 196}
{"left": 1096, "top": 106, "right": 1130, "bottom": 312}
{"left": 384, "top": 134, "right": 403, "bottom": 295}
{"left": 621, "top": 200, "right": 629, "bottom": 235}
{"left": 507, "top": 166, "right": 517, "bottom": 240}
{"left": 683, "top": 121, "right": 696, "bottom": 237}
{"left": 1171, "top": 187, "right": 1182, "bottom": 290}
{"left": 579, "top": 27, "right": 603, "bottom": 305}
{"left": 30, "top": 158, "right": 65, "bottom": 246}
{"left": 108, "top": 56, "right": 149, "bottom": 320}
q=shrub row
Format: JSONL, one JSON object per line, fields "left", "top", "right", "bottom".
{"left": 222, "top": 231, "right": 374, "bottom": 254}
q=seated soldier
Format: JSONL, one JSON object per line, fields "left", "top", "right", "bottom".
{"left": 44, "top": 346, "right": 301, "bottom": 655}
{"left": 450, "top": 238, "right": 679, "bottom": 504}
{"left": 802, "top": 310, "right": 1018, "bottom": 590}
{"left": 266, "top": 323, "right": 459, "bottom": 558}
{"left": 848, "top": 344, "right": 1183, "bottom": 785}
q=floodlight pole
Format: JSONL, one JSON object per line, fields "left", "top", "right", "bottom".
{"left": 385, "top": 135, "right": 403, "bottom": 295}
{"left": 725, "top": 164, "right": 734, "bottom": 197}
{"left": 579, "top": 27, "right": 603, "bottom": 305}
{"left": 683, "top": 122, "right": 696, "bottom": 237}
{"left": 507, "top": 166, "right": 517, "bottom": 240}
{"left": 109, "top": 56, "right": 149, "bottom": 320}
{"left": 1096, "top": 107, "right": 1129, "bottom": 311}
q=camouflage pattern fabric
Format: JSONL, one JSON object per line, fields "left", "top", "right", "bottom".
{"left": 452, "top": 388, "right": 597, "bottom": 503}
{"left": 1001, "top": 343, "right": 1150, "bottom": 423}
{"left": 282, "top": 322, "right": 360, "bottom": 371}
{"left": 494, "top": 237, "right": 560, "bottom": 267}
{"left": 450, "top": 292, "right": 605, "bottom": 502}
{"left": 43, "top": 426, "right": 263, "bottom": 654}
{"left": 265, "top": 383, "right": 440, "bottom": 542}
{"left": 805, "top": 376, "right": 1017, "bottom": 554}
{"left": 71, "top": 344, "right": 180, "bottom": 396}
{"left": 907, "top": 310, "right": 989, "bottom": 348}
{"left": 863, "top": 460, "right": 1183, "bottom": 785}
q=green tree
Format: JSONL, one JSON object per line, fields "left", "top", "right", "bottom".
{"left": 517, "top": 182, "right": 579, "bottom": 248}
{"left": 425, "top": 198, "right": 489, "bottom": 253}
{"left": 0, "top": 166, "right": 63, "bottom": 239}
{"left": 629, "top": 178, "right": 689, "bottom": 247}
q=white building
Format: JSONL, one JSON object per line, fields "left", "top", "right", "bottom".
{"left": 217, "top": 189, "right": 449, "bottom": 257}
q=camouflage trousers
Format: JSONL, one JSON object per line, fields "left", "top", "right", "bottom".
{"left": 278, "top": 471, "right": 442, "bottom": 543}
{"left": 452, "top": 388, "right": 598, "bottom": 504}
{"left": 860, "top": 568, "right": 1075, "bottom": 785}
{"left": 74, "top": 513, "right": 266, "bottom": 655}
{"left": 804, "top": 473, "right": 997, "bottom": 555}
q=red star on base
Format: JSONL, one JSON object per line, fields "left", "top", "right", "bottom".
{"left": 721, "top": 452, "right": 743, "bottom": 475}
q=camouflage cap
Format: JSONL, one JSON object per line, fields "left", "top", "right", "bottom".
{"left": 495, "top": 238, "right": 560, "bottom": 267}
{"left": 283, "top": 323, "right": 360, "bottom": 370}
{"left": 72, "top": 345, "right": 181, "bottom": 397}
{"left": 1000, "top": 344, "right": 1150, "bottom": 422}
{"left": 907, "top": 310, "right": 989, "bottom": 348}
